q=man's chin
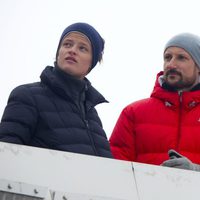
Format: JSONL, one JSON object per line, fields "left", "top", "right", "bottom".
{"left": 165, "top": 80, "right": 181, "bottom": 89}
{"left": 166, "top": 80, "right": 179, "bottom": 86}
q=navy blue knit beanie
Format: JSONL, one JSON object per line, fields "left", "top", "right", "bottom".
{"left": 56, "top": 22, "right": 104, "bottom": 69}
{"left": 164, "top": 33, "right": 200, "bottom": 68}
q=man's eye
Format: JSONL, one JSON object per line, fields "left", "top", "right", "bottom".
{"left": 178, "top": 55, "right": 186, "bottom": 60}
{"left": 164, "top": 54, "right": 171, "bottom": 61}
{"left": 63, "top": 43, "right": 71, "bottom": 47}
{"left": 80, "top": 46, "right": 88, "bottom": 52}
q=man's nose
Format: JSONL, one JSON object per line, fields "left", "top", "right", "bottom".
{"left": 166, "top": 65, "right": 177, "bottom": 70}
{"left": 166, "top": 58, "right": 178, "bottom": 69}
{"left": 69, "top": 45, "right": 77, "bottom": 55}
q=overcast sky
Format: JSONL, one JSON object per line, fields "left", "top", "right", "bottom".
{"left": 1, "top": 0, "right": 200, "bottom": 138}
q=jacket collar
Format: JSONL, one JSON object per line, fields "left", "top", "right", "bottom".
{"left": 151, "top": 71, "right": 200, "bottom": 109}
{"left": 40, "top": 65, "right": 108, "bottom": 106}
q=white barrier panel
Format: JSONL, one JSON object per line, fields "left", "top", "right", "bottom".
{"left": 0, "top": 142, "right": 137, "bottom": 200}
{"left": 0, "top": 141, "right": 200, "bottom": 200}
{"left": 133, "top": 162, "right": 200, "bottom": 200}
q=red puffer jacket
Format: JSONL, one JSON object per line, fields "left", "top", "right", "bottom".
{"left": 109, "top": 71, "right": 200, "bottom": 165}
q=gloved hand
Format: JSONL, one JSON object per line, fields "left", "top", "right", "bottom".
{"left": 161, "top": 149, "right": 200, "bottom": 171}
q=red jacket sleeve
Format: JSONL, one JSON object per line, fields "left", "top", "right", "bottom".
{"left": 109, "top": 106, "right": 136, "bottom": 161}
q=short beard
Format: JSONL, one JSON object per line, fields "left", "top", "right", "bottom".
{"left": 164, "top": 69, "right": 196, "bottom": 91}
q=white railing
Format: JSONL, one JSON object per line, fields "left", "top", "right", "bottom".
{"left": 0, "top": 142, "right": 199, "bottom": 200}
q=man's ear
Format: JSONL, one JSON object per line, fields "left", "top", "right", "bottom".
{"left": 196, "top": 64, "right": 200, "bottom": 73}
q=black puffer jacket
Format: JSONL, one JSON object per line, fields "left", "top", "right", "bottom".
{"left": 0, "top": 66, "right": 113, "bottom": 158}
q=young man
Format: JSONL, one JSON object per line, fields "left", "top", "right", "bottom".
{"left": 0, "top": 22, "right": 112, "bottom": 159}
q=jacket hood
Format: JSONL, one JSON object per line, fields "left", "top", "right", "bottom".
{"left": 151, "top": 71, "right": 200, "bottom": 110}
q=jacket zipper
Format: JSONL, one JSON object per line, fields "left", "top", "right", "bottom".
{"left": 177, "top": 91, "right": 183, "bottom": 148}
{"left": 79, "top": 99, "right": 98, "bottom": 156}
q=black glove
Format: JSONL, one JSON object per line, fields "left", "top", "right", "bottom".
{"left": 161, "top": 149, "right": 200, "bottom": 171}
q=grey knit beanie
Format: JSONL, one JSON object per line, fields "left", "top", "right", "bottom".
{"left": 164, "top": 33, "right": 200, "bottom": 68}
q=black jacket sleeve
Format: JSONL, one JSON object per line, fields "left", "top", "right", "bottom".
{"left": 0, "top": 85, "right": 38, "bottom": 144}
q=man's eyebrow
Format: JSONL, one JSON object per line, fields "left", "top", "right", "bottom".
{"left": 62, "top": 38, "right": 72, "bottom": 42}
